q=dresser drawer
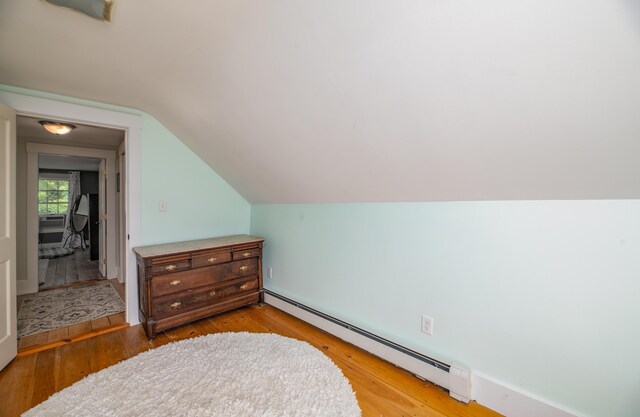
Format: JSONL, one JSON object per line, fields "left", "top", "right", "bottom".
{"left": 230, "top": 258, "right": 259, "bottom": 277}
{"left": 191, "top": 250, "right": 232, "bottom": 269}
{"left": 154, "top": 293, "right": 260, "bottom": 334}
{"left": 232, "top": 248, "right": 261, "bottom": 260}
{"left": 151, "top": 258, "right": 259, "bottom": 297}
{"left": 150, "top": 260, "right": 190, "bottom": 276}
{"left": 209, "top": 278, "right": 259, "bottom": 299}
{"left": 153, "top": 278, "right": 259, "bottom": 319}
{"left": 150, "top": 253, "right": 190, "bottom": 265}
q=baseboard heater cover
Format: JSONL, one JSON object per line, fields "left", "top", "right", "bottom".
{"left": 263, "top": 290, "right": 471, "bottom": 403}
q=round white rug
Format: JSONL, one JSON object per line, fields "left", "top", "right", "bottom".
{"left": 23, "top": 332, "right": 361, "bottom": 417}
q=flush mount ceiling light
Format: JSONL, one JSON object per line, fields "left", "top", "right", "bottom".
{"left": 44, "top": 0, "right": 115, "bottom": 22}
{"left": 39, "top": 121, "right": 77, "bottom": 135}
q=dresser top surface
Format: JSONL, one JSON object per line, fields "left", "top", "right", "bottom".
{"left": 133, "top": 234, "right": 264, "bottom": 258}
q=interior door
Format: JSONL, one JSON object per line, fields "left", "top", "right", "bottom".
{"left": 98, "top": 159, "right": 107, "bottom": 277}
{"left": 0, "top": 102, "right": 17, "bottom": 371}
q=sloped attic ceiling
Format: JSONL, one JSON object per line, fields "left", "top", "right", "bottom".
{"left": 1, "top": 1, "right": 639, "bottom": 203}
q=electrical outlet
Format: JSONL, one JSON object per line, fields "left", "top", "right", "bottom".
{"left": 421, "top": 315, "right": 434, "bottom": 336}
{"left": 267, "top": 267, "right": 273, "bottom": 279}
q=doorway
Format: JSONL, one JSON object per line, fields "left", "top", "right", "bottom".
{"left": 0, "top": 90, "right": 142, "bottom": 369}
{"left": 37, "top": 155, "right": 103, "bottom": 289}
{"left": 16, "top": 116, "right": 128, "bottom": 352}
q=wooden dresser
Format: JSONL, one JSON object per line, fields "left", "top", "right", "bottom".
{"left": 133, "top": 235, "right": 264, "bottom": 339}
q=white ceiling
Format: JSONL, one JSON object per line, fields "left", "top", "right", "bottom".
{"left": 17, "top": 116, "right": 124, "bottom": 150}
{"left": 1, "top": 1, "right": 639, "bottom": 203}
{"left": 39, "top": 154, "right": 101, "bottom": 172}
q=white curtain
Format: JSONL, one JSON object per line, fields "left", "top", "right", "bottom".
{"left": 61, "top": 171, "right": 82, "bottom": 248}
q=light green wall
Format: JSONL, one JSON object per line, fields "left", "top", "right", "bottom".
{"left": 251, "top": 201, "right": 640, "bottom": 417}
{"left": 139, "top": 115, "right": 249, "bottom": 244}
{"left": 1, "top": 84, "right": 250, "bottom": 249}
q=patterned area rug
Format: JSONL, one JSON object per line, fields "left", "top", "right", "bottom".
{"left": 18, "top": 283, "right": 125, "bottom": 338}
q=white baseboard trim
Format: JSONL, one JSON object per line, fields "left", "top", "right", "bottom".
{"left": 264, "top": 292, "right": 470, "bottom": 402}
{"left": 264, "top": 291, "right": 582, "bottom": 417}
{"left": 16, "top": 279, "right": 37, "bottom": 296}
{"left": 472, "top": 372, "right": 582, "bottom": 417}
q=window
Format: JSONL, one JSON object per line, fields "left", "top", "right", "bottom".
{"left": 38, "top": 177, "right": 70, "bottom": 215}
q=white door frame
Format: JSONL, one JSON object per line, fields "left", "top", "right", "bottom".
{"left": 0, "top": 91, "right": 142, "bottom": 326}
{"left": 117, "top": 141, "right": 126, "bottom": 285}
{"left": 26, "top": 143, "right": 117, "bottom": 290}
{"left": 0, "top": 103, "right": 17, "bottom": 370}
{"left": 97, "top": 158, "right": 108, "bottom": 277}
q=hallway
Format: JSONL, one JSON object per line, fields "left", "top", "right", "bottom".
{"left": 39, "top": 248, "right": 102, "bottom": 289}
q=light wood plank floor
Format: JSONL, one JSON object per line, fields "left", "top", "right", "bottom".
{"left": 17, "top": 279, "right": 126, "bottom": 355}
{"left": 39, "top": 247, "right": 102, "bottom": 289}
{"left": 0, "top": 304, "right": 502, "bottom": 417}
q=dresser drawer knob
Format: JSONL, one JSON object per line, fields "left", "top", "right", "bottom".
{"left": 242, "top": 252, "right": 251, "bottom": 257}
{"left": 170, "top": 301, "right": 182, "bottom": 310}
{"left": 207, "top": 257, "right": 217, "bottom": 263}
{"left": 240, "top": 283, "right": 250, "bottom": 290}
{"left": 165, "top": 264, "right": 177, "bottom": 271}
{"left": 239, "top": 265, "right": 248, "bottom": 271}
{"left": 209, "top": 290, "right": 216, "bottom": 296}
{"left": 169, "top": 280, "right": 181, "bottom": 286}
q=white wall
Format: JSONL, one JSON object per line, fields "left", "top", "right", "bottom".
{"left": 2, "top": 1, "right": 639, "bottom": 204}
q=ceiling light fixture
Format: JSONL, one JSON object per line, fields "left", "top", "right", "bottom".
{"left": 39, "top": 121, "right": 77, "bottom": 135}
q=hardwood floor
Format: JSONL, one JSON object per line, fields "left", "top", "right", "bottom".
{"left": 16, "top": 279, "right": 126, "bottom": 356}
{"left": 0, "top": 304, "right": 502, "bottom": 417}
{"left": 16, "top": 312, "right": 127, "bottom": 357}
{"left": 39, "top": 247, "right": 102, "bottom": 289}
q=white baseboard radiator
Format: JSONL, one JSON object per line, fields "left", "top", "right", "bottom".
{"left": 263, "top": 290, "right": 471, "bottom": 403}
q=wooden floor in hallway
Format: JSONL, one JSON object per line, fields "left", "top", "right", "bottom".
{"left": 39, "top": 247, "right": 102, "bottom": 289}
{"left": 0, "top": 304, "right": 503, "bottom": 417}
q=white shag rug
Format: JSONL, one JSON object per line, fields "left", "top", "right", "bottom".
{"left": 23, "top": 332, "right": 361, "bottom": 417}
